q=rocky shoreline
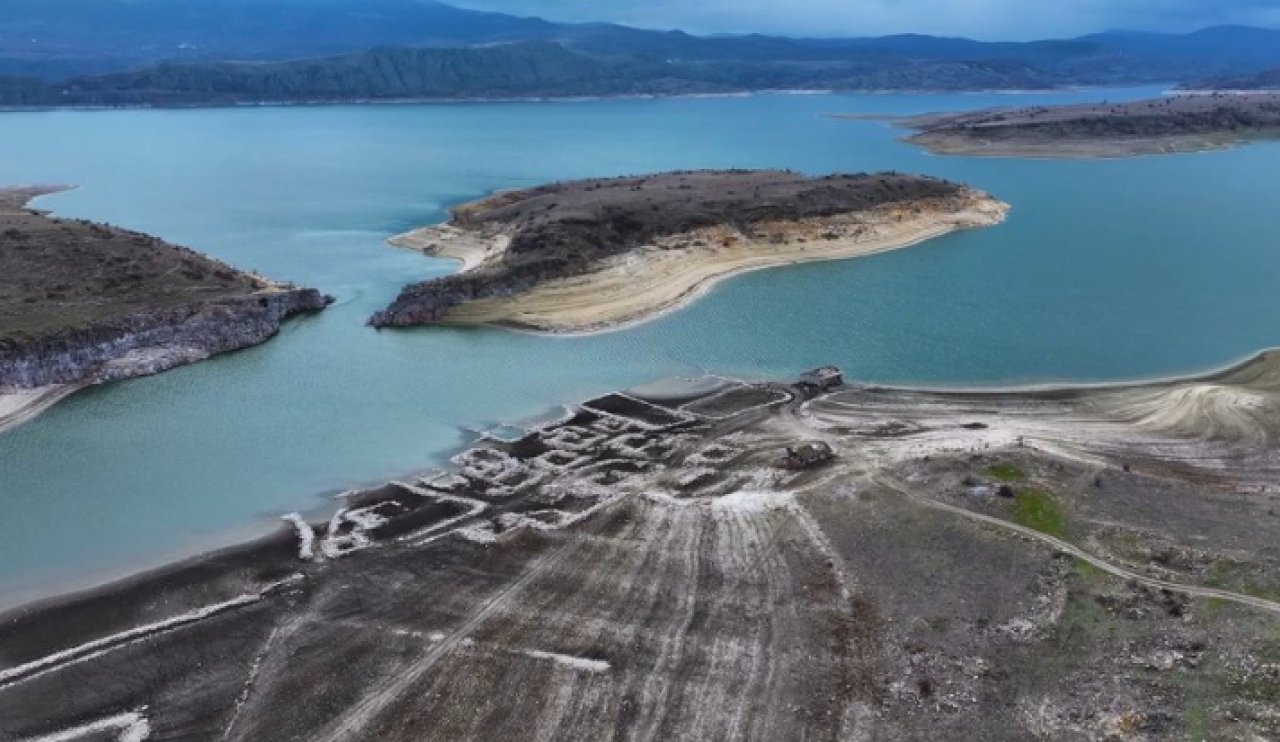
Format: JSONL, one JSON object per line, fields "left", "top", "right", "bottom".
{"left": 370, "top": 170, "right": 1007, "bottom": 332}
{"left": 0, "top": 288, "right": 329, "bottom": 391}
{"left": 0, "top": 186, "right": 332, "bottom": 429}
{"left": 891, "top": 92, "right": 1280, "bottom": 158}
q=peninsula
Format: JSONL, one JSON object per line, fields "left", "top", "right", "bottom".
{"left": 3, "top": 352, "right": 1279, "bottom": 739}
{"left": 370, "top": 171, "right": 1008, "bottom": 333}
{"left": 897, "top": 92, "right": 1280, "bottom": 158}
{"left": 1181, "top": 68, "right": 1280, "bottom": 92}
{"left": 0, "top": 187, "right": 331, "bottom": 433}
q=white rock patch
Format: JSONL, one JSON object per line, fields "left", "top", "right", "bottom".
{"left": 18, "top": 709, "right": 150, "bottom": 741}
{"left": 522, "top": 649, "right": 611, "bottom": 673}
{"left": 281, "top": 513, "right": 316, "bottom": 561}
{"left": 710, "top": 490, "right": 795, "bottom": 514}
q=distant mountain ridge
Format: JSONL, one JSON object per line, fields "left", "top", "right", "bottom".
{"left": 3, "top": 1, "right": 1280, "bottom": 105}
{"left": 5, "top": 1, "right": 1280, "bottom": 77}
{"left": 0, "top": 42, "right": 1061, "bottom": 106}
{"left": 0, "top": 0, "right": 561, "bottom": 70}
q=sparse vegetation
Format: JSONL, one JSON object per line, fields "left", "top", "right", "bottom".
{"left": 0, "top": 186, "right": 328, "bottom": 391}
{"left": 985, "top": 463, "right": 1026, "bottom": 482}
{"left": 1203, "top": 558, "right": 1280, "bottom": 602}
{"left": 1073, "top": 558, "right": 1107, "bottom": 581}
{"left": 0, "top": 187, "right": 267, "bottom": 342}
{"left": 906, "top": 92, "right": 1280, "bottom": 158}
{"left": 370, "top": 170, "right": 974, "bottom": 328}
{"left": 1011, "top": 487, "right": 1067, "bottom": 538}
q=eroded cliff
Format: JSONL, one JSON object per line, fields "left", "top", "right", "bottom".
{"left": 0, "top": 187, "right": 331, "bottom": 396}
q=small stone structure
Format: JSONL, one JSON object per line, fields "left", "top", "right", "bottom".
{"left": 781, "top": 441, "right": 835, "bottom": 470}
{"left": 798, "top": 365, "right": 843, "bottom": 391}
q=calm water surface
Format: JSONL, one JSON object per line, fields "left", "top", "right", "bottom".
{"left": 3, "top": 87, "right": 1280, "bottom": 604}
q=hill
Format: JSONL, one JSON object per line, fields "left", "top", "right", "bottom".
{"left": 899, "top": 92, "right": 1280, "bottom": 158}
{"left": 1182, "top": 68, "right": 1280, "bottom": 90}
{"left": 4, "top": 1, "right": 1280, "bottom": 88}
{"left": 0, "top": 186, "right": 330, "bottom": 423}
{"left": 0, "top": 0, "right": 561, "bottom": 75}
{"left": 16, "top": 41, "right": 1066, "bottom": 106}
{"left": 369, "top": 170, "right": 1006, "bottom": 332}
{"left": 5, "top": 2, "right": 1280, "bottom": 105}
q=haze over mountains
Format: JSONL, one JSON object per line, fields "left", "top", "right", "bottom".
{"left": 4, "top": 0, "right": 1280, "bottom": 104}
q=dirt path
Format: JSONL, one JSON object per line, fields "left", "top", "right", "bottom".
{"left": 874, "top": 475, "right": 1280, "bottom": 617}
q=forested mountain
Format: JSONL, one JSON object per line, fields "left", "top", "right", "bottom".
{"left": 56, "top": 43, "right": 685, "bottom": 103}
{"left": 0, "top": 0, "right": 560, "bottom": 73}
{"left": 1, "top": 42, "right": 1058, "bottom": 105}
{"left": 0, "top": 75, "right": 57, "bottom": 105}
{"left": 4, "top": 1, "right": 1280, "bottom": 105}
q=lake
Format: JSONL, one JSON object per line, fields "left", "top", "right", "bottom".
{"left": 3, "top": 86, "right": 1279, "bottom": 606}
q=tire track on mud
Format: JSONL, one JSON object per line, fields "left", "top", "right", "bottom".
{"left": 313, "top": 530, "right": 587, "bottom": 741}
{"left": 630, "top": 513, "right": 708, "bottom": 740}
{"left": 466, "top": 497, "right": 680, "bottom": 739}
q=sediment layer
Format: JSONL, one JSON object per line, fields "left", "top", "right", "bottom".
{"left": 371, "top": 170, "right": 1008, "bottom": 332}
{"left": 0, "top": 288, "right": 331, "bottom": 390}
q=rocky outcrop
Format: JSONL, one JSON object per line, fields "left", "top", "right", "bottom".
{"left": 0, "top": 289, "right": 330, "bottom": 391}
{"left": 369, "top": 265, "right": 552, "bottom": 327}
{"left": 0, "top": 185, "right": 333, "bottom": 396}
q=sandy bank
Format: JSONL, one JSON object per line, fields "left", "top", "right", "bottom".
{"left": 389, "top": 189, "right": 1008, "bottom": 333}
{"left": 388, "top": 224, "right": 510, "bottom": 272}
{"left": 0, "top": 384, "right": 82, "bottom": 435}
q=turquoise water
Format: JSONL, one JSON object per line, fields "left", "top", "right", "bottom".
{"left": 3, "top": 87, "right": 1280, "bottom": 605}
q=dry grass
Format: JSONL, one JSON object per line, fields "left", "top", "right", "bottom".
{"left": 0, "top": 187, "right": 270, "bottom": 342}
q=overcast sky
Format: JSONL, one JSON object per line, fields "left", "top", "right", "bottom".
{"left": 452, "top": 0, "right": 1280, "bottom": 40}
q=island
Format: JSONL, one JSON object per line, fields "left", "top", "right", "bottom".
{"left": 2, "top": 353, "right": 1279, "bottom": 739}
{"left": 895, "top": 92, "right": 1280, "bottom": 158}
{"left": 0, "top": 186, "right": 331, "bottom": 433}
{"left": 370, "top": 170, "right": 1008, "bottom": 333}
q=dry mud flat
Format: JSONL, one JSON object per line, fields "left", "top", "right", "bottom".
{"left": 4, "top": 353, "right": 1280, "bottom": 740}
{"left": 371, "top": 170, "right": 1007, "bottom": 333}
{"left": 886, "top": 92, "right": 1280, "bottom": 158}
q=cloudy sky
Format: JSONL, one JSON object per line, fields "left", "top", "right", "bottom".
{"left": 452, "top": 0, "right": 1280, "bottom": 39}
